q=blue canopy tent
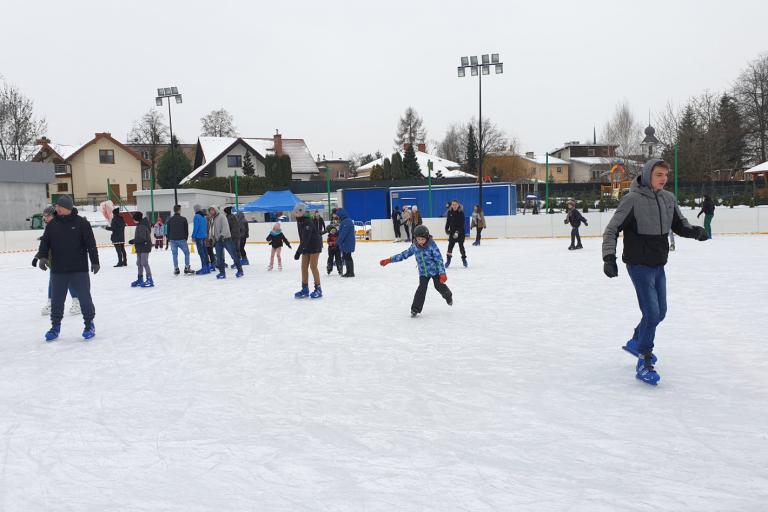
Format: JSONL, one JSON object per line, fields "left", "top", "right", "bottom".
{"left": 237, "top": 190, "right": 323, "bottom": 213}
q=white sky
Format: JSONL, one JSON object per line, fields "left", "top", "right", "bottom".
{"left": 1, "top": 0, "right": 766, "bottom": 160}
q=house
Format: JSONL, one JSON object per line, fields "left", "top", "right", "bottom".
{"left": 178, "top": 131, "right": 320, "bottom": 185}
{"left": 126, "top": 143, "right": 196, "bottom": 190}
{"left": 354, "top": 144, "right": 473, "bottom": 179}
{"left": 30, "top": 134, "right": 150, "bottom": 204}
{"left": 549, "top": 142, "right": 619, "bottom": 183}
{"left": 518, "top": 153, "right": 569, "bottom": 183}
{"left": 0, "top": 160, "right": 55, "bottom": 230}
{"left": 315, "top": 158, "right": 352, "bottom": 180}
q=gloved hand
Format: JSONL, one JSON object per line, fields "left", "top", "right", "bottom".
{"left": 452, "top": 231, "right": 459, "bottom": 239}
{"left": 379, "top": 258, "right": 391, "bottom": 267}
{"left": 128, "top": 239, "right": 135, "bottom": 245}
{"left": 564, "top": 219, "right": 568, "bottom": 224}
{"left": 91, "top": 264, "right": 100, "bottom": 275}
{"left": 294, "top": 251, "right": 301, "bottom": 261}
{"left": 584, "top": 221, "right": 589, "bottom": 227}
{"left": 32, "top": 257, "right": 38, "bottom": 267}
{"left": 603, "top": 255, "right": 618, "bottom": 278}
{"left": 693, "top": 226, "right": 708, "bottom": 241}
{"left": 38, "top": 257, "right": 49, "bottom": 271}
{"left": 439, "top": 273, "right": 448, "bottom": 284}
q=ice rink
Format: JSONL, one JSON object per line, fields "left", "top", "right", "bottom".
{"left": 1, "top": 235, "right": 766, "bottom": 511}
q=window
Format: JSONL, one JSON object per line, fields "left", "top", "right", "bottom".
{"left": 587, "top": 148, "right": 596, "bottom": 157}
{"left": 592, "top": 170, "right": 602, "bottom": 180}
{"left": 142, "top": 169, "right": 151, "bottom": 181}
{"left": 57, "top": 183, "right": 68, "bottom": 192}
{"left": 99, "top": 149, "right": 115, "bottom": 164}
{"left": 141, "top": 150, "right": 150, "bottom": 160}
{"left": 227, "top": 155, "right": 242, "bottom": 168}
{"left": 54, "top": 164, "right": 68, "bottom": 175}
{"left": 339, "top": 171, "right": 346, "bottom": 179}
{"left": 556, "top": 167, "right": 562, "bottom": 174}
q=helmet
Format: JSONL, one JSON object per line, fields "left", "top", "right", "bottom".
{"left": 413, "top": 225, "right": 430, "bottom": 239}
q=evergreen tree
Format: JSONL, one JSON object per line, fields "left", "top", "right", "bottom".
{"left": 465, "top": 125, "right": 478, "bottom": 175}
{"left": 674, "top": 104, "right": 704, "bottom": 180}
{"left": 403, "top": 144, "right": 422, "bottom": 179}
{"left": 390, "top": 152, "right": 405, "bottom": 180}
{"left": 394, "top": 107, "right": 427, "bottom": 148}
{"left": 242, "top": 150, "right": 255, "bottom": 176}
{"left": 382, "top": 157, "right": 392, "bottom": 180}
{"left": 714, "top": 93, "right": 746, "bottom": 170}
{"left": 157, "top": 148, "right": 192, "bottom": 189}
{"left": 369, "top": 164, "right": 385, "bottom": 180}
{"left": 278, "top": 154, "right": 292, "bottom": 185}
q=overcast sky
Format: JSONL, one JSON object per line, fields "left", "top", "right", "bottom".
{"left": 2, "top": 0, "right": 766, "bottom": 160}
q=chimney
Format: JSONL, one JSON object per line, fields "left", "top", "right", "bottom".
{"left": 35, "top": 136, "right": 51, "bottom": 145}
{"left": 96, "top": 132, "right": 112, "bottom": 137}
{"left": 417, "top": 143, "right": 426, "bottom": 153}
{"left": 273, "top": 129, "right": 283, "bottom": 156}
{"left": 525, "top": 151, "right": 535, "bottom": 158}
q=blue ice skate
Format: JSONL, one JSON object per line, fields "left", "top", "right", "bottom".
{"left": 294, "top": 285, "right": 310, "bottom": 299}
{"left": 216, "top": 271, "right": 226, "bottom": 279}
{"left": 310, "top": 285, "right": 322, "bottom": 299}
{"left": 44, "top": 325, "right": 60, "bottom": 342}
{"left": 82, "top": 322, "right": 95, "bottom": 340}
{"left": 636, "top": 356, "right": 660, "bottom": 386}
{"left": 141, "top": 277, "right": 155, "bottom": 287}
{"left": 622, "top": 339, "right": 657, "bottom": 364}
{"left": 131, "top": 276, "right": 144, "bottom": 287}
{"left": 235, "top": 270, "right": 244, "bottom": 278}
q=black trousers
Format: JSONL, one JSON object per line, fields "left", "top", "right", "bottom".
{"left": 393, "top": 222, "right": 401, "bottom": 239}
{"left": 206, "top": 245, "right": 215, "bottom": 265}
{"left": 474, "top": 228, "right": 483, "bottom": 244}
{"left": 239, "top": 237, "right": 248, "bottom": 260}
{"left": 51, "top": 272, "right": 95, "bottom": 326}
{"left": 447, "top": 236, "right": 466, "bottom": 258}
{"left": 327, "top": 246, "right": 343, "bottom": 272}
{"left": 570, "top": 227, "right": 582, "bottom": 247}
{"left": 114, "top": 243, "right": 127, "bottom": 264}
{"left": 231, "top": 237, "right": 242, "bottom": 262}
{"left": 342, "top": 251, "right": 354, "bottom": 274}
{"left": 412, "top": 276, "right": 452, "bottom": 313}
{"left": 403, "top": 224, "right": 410, "bottom": 241}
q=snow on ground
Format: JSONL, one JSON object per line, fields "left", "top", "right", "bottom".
{"left": 0, "top": 236, "right": 766, "bottom": 511}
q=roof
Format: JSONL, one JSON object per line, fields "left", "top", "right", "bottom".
{"left": 0, "top": 161, "right": 55, "bottom": 184}
{"left": 356, "top": 151, "right": 473, "bottom": 178}
{"left": 568, "top": 157, "right": 615, "bottom": 166}
{"left": 238, "top": 190, "right": 323, "bottom": 213}
{"left": 65, "top": 133, "right": 152, "bottom": 166}
{"left": 550, "top": 142, "right": 619, "bottom": 154}
{"left": 180, "top": 136, "right": 320, "bottom": 185}
{"left": 520, "top": 154, "right": 569, "bottom": 165}
{"left": 745, "top": 161, "right": 768, "bottom": 174}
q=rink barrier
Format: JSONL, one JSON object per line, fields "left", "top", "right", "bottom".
{"left": 2, "top": 207, "right": 766, "bottom": 253}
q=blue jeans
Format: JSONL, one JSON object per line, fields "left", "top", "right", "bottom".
{"left": 194, "top": 238, "right": 209, "bottom": 268}
{"left": 48, "top": 273, "right": 77, "bottom": 299}
{"left": 170, "top": 239, "right": 190, "bottom": 268}
{"left": 627, "top": 264, "right": 667, "bottom": 355}
{"left": 50, "top": 272, "right": 94, "bottom": 326}
{"left": 215, "top": 238, "right": 241, "bottom": 272}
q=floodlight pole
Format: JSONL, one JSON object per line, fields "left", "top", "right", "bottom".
{"left": 427, "top": 159, "right": 433, "bottom": 217}
{"left": 478, "top": 68, "right": 483, "bottom": 210}
{"left": 166, "top": 99, "right": 178, "bottom": 207}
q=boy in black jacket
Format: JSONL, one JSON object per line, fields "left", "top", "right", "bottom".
{"left": 105, "top": 207, "right": 127, "bottom": 266}
{"left": 444, "top": 200, "right": 467, "bottom": 267}
{"left": 564, "top": 200, "right": 588, "bottom": 250}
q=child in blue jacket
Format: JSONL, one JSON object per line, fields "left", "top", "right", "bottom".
{"left": 380, "top": 224, "right": 452, "bottom": 317}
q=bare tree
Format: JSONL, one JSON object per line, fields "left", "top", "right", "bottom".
{"left": 600, "top": 100, "right": 643, "bottom": 161}
{"left": 436, "top": 123, "right": 464, "bottom": 163}
{"left": 394, "top": 107, "right": 426, "bottom": 149}
{"left": 200, "top": 108, "right": 237, "bottom": 137}
{"left": 734, "top": 53, "right": 768, "bottom": 164}
{"left": 654, "top": 101, "right": 682, "bottom": 151}
{"left": 128, "top": 109, "right": 169, "bottom": 180}
{"left": 0, "top": 81, "right": 47, "bottom": 160}
{"left": 461, "top": 117, "right": 508, "bottom": 158}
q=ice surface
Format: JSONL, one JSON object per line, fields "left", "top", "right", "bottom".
{"left": 1, "top": 236, "right": 766, "bottom": 511}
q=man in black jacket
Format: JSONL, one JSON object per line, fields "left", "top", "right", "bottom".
{"left": 602, "top": 159, "right": 708, "bottom": 385}
{"left": 167, "top": 205, "right": 192, "bottom": 275}
{"left": 223, "top": 207, "right": 242, "bottom": 270}
{"left": 35, "top": 195, "right": 99, "bottom": 341}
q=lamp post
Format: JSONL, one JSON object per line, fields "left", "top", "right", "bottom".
{"left": 427, "top": 159, "right": 433, "bottom": 217}
{"left": 155, "top": 87, "right": 183, "bottom": 206}
{"left": 457, "top": 53, "right": 503, "bottom": 209}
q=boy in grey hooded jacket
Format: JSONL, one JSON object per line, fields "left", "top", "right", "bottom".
{"left": 602, "top": 159, "right": 708, "bottom": 384}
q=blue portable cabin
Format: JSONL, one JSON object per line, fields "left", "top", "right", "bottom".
{"left": 339, "top": 187, "right": 390, "bottom": 223}
{"left": 389, "top": 182, "right": 516, "bottom": 219}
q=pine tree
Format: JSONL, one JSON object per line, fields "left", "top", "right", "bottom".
{"left": 157, "top": 148, "right": 192, "bottom": 189}
{"left": 370, "top": 164, "right": 384, "bottom": 180}
{"left": 278, "top": 154, "right": 292, "bottom": 186}
{"left": 465, "top": 125, "right": 478, "bottom": 175}
{"left": 382, "top": 157, "right": 392, "bottom": 180}
{"left": 242, "top": 151, "right": 255, "bottom": 176}
{"left": 714, "top": 94, "right": 746, "bottom": 170}
{"left": 403, "top": 144, "right": 422, "bottom": 179}
{"left": 674, "top": 104, "right": 704, "bottom": 180}
{"left": 394, "top": 107, "right": 426, "bottom": 148}
{"left": 390, "top": 152, "right": 405, "bottom": 180}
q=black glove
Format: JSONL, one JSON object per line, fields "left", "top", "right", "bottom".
{"left": 584, "top": 221, "right": 588, "bottom": 227}
{"left": 128, "top": 239, "right": 135, "bottom": 245}
{"left": 294, "top": 251, "right": 301, "bottom": 260}
{"left": 32, "top": 257, "right": 38, "bottom": 267}
{"left": 91, "top": 264, "right": 100, "bottom": 275}
{"left": 564, "top": 219, "right": 568, "bottom": 224}
{"left": 693, "top": 226, "right": 708, "bottom": 241}
{"left": 603, "top": 255, "right": 618, "bottom": 278}
{"left": 38, "top": 257, "right": 49, "bottom": 271}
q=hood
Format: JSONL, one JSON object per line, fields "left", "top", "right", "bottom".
{"left": 336, "top": 208, "right": 349, "bottom": 220}
{"left": 237, "top": 212, "right": 246, "bottom": 222}
{"left": 640, "top": 158, "right": 665, "bottom": 189}
{"left": 112, "top": 208, "right": 120, "bottom": 216}
{"left": 196, "top": 210, "right": 206, "bottom": 217}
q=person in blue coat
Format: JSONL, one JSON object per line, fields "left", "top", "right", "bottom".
{"left": 191, "top": 205, "right": 210, "bottom": 274}
{"left": 336, "top": 208, "right": 356, "bottom": 277}
{"left": 380, "top": 224, "right": 452, "bottom": 317}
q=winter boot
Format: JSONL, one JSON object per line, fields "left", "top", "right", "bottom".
{"left": 268, "top": 265, "right": 273, "bottom": 271}
{"left": 622, "top": 339, "right": 658, "bottom": 364}
{"left": 174, "top": 268, "right": 180, "bottom": 276}
{"left": 216, "top": 271, "right": 226, "bottom": 279}
{"left": 294, "top": 284, "right": 310, "bottom": 299}
{"left": 208, "top": 263, "right": 217, "bottom": 272}
{"left": 44, "top": 324, "right": 60, "bottom": 342}
{"left": 230, "top": 263, "right": 238, "bottom": 269}
{"left": 310, "top": 285, "right": 323, "bottom": 299}
{"left": 410, "top": 309, "right": 419, "bottom": 317}
{"left": 131, "top": 276, "right": 145, "bottom": 288}
{"left": 327, "top": 266, "right": 332, "bottom": 275}
{"left": 462, "top": 257, "right": 468, "bottom": 268}
{"left": 41, "top": 299, "right": 51, "bottom": 316}
{"left": 445, "top": 254, "right": 452, "bottom": 268}
{"left": 195, "top": 267, "right": 210, "bottom": 275}
{"left": 575, "top": 244, "right": 583, "bottom": 250}
{"left": 636, "top": 353, "right": 661, "bottom": 385}
{"left": 568, "top": 245, "right": 575, "bottom": 250}
{"left": 235, "top": 269, "right": 244, "bottom": 278}
{"left": 241, "top": 258, "right": 249, "bottom": 266}
{"left": 184, "top": 266, "right": 194, "bottom": 275}
{"left": 82, "top": 322, "right": 96, "bottom": 341}
{"left": 69, "top": 298, "right": 81, "bottom": 316}
{"left": 141, "top": 277, "right": 155, "bottom": 287}
{"left": 342, "top": 260, "right": 355, "bottom": 277}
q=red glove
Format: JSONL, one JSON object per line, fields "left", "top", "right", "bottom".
{"left": 380, "top": 258, "right": 391, "bottom": 267}
{"left": 439, "top": 273, "right": 448, "bottom": 284}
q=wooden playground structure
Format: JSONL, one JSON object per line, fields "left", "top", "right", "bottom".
{"left": 600, "top": 162, "right": 632, "bottom": 199}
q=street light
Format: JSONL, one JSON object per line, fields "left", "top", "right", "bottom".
{"left": 457, "top": 53, "right": 503, "bottom": 209}
{"left": 155, "top": 86, "right": 183, "bottom": 206}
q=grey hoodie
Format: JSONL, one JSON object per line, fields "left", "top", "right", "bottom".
{"left": 602, "top": 159, "right": 699, "bottom": 266}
